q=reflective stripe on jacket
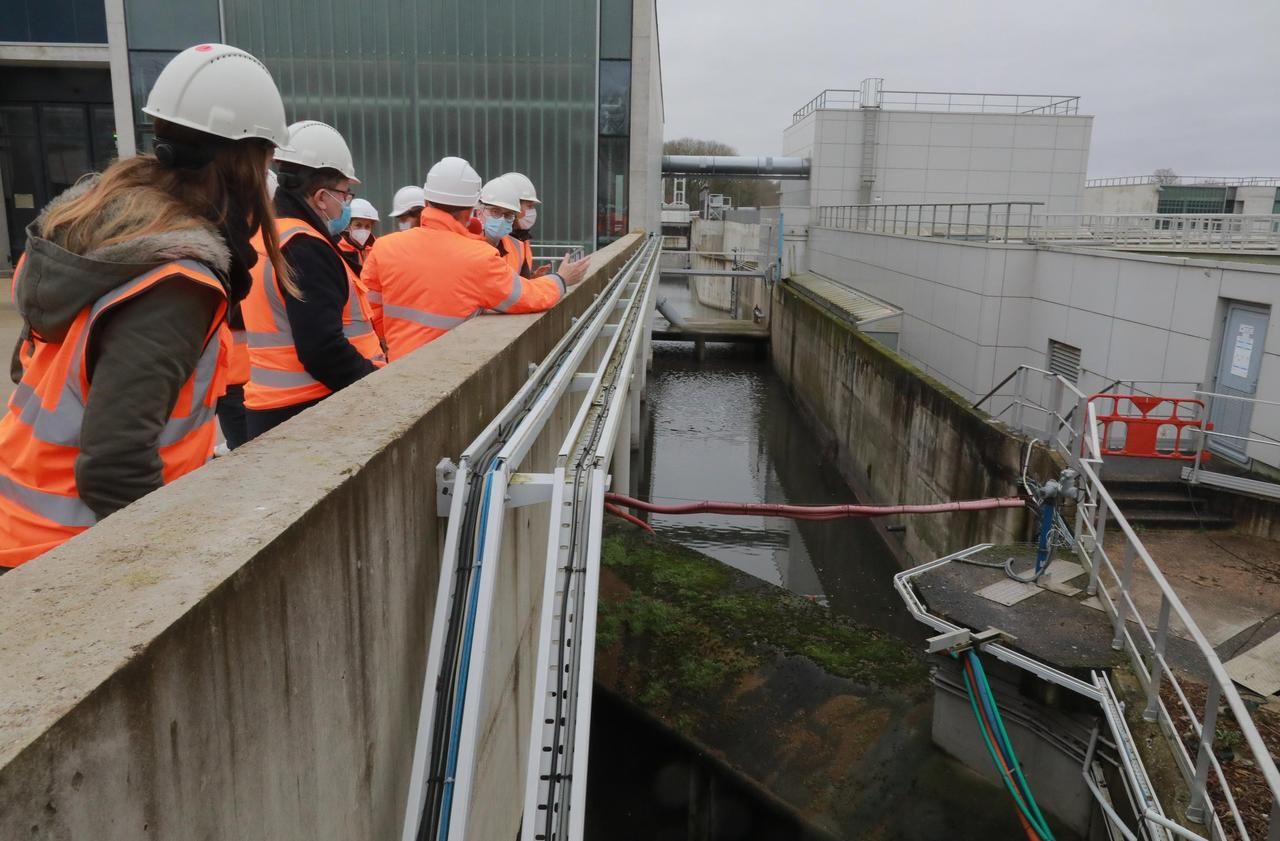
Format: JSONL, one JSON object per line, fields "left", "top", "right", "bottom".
{"left": 361, "top": 207, "right": 566, "bottom": 361}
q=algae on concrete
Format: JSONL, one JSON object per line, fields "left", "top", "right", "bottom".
{"left": 595, "top": 524, "right": 1039, "bottom": 840}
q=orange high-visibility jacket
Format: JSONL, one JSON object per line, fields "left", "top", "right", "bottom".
{"left": 362, "top": 208, "right": 566, "bottom": 361}
{"left": 242, "top": 219, "right": 385, "bottom": 411}
{"left": 499, "top": 235, "right": 523, "bottom": 275}
{"left": 0, "top": 260, "right": 228, "bottom": 567}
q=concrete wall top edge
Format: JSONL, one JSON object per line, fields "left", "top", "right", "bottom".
{"left": 0, "top": 233, "right": 644, "bottom": 766}
{"left": 1038, "top": 243, "right": 1280, "bottom": 275}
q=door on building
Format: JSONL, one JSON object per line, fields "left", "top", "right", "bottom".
{"left": 0, "top": 103, "right": 115, "bottom": 264}
{"left": 1209, "top": 303, "right": 1270, "bottom": 464}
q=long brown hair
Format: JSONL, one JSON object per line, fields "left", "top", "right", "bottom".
{"left": 41, "top": 121, "right": 296, "bottom": 296}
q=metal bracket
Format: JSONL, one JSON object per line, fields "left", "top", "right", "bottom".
{"left": 926, "top": 626, "right": 1017, "bottom": 655}
{"left": 436, "top": 458, "right": 459, "bottom": 517}
{"left": 507, "top": 472, "right": 556, "bottom": 508}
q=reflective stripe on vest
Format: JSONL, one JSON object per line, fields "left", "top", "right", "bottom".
{"left": 243, "top": 222, "right": 384, "bottom": 410}
{"left": 0, "top": 259, "right": 227, "bottom": 567}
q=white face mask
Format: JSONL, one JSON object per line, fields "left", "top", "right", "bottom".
{"left": 517, "top": 207, "right": 537, "bottom": 230}
{"left": 350, "top": 227, "right": 372, "bottom": 246}
{"left": 398, "top": 219, "right": 414, "bottom": 232}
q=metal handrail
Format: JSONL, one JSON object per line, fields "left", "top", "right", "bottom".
{"left": 1003, "top": 367, "right": 1280, "bottom": 840}
{"left": 1087, "top": 175, "right": 1280, "bottom": 188}
{"left": 815, "top": 202, "right": 1045, "bottom": 243}
{"left": 792, "top": 88, "right": 1080, "bottom": 122}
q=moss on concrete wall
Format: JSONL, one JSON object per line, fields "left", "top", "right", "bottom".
{"left": 770, "top": 278, "right": 1061, "bottom": 564}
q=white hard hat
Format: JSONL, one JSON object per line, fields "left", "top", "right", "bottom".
{"left": 265, "top": 169, "right": 278, "bottom": 198}
{"left": 502, "top": 172, "right": 540, "bottom": 205}
{"left": 479, "top": 175, "right": 522, "bottom": 214}
{"left": 350, "top": 198, "right": 379, "bottom": 221}
{"left": 142, "top": 44, "right": 289, "bottom": 147}
{"left": 273, "top": 120, "right": 360, "bottom": 183}
{"left": 391, "top": 185, "right": 426, "bottom": 217}
{"left": 424, "top": 156, "right": 482, "bottom": 206}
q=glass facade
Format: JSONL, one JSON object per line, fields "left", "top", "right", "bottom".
{"left": 223, "top": 0, "right": 599, "bottom": 246}
{"left": 1156, "top": 186, "right": 1230, "bottom": 214}
{"left": 0, "top": 0, "right": 107, "bottom": 44}
{"left": 595, "top": 0, "right": 633, "bottom": 246}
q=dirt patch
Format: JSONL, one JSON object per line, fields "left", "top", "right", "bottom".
{"left": 1159, "top": 678, "right": 1280, "bottom": 840}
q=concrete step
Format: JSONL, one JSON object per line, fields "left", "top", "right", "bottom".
{"left": 1121, "top": 509, "right": 1235, "bottom": 529}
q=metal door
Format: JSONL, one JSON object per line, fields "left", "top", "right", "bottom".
{"left": 1209, "top": 304, "right": 1269, "bottom": 463}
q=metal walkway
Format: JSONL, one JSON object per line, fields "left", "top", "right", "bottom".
{"left": 400, "top": 236, "right": 661, "bottom": 841}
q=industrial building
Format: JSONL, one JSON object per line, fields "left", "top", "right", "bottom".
{"left": 783, "top": 77, "right": 1091, "bottom": 214}
{"left": 0, "top": 0, "right": 663, "bottom": 269}
{"left": 1085, "top": 175, "right": 1280, "bottom": 215}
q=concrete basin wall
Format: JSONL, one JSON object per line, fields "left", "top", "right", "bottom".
{"left": 0, "top": 234, "right": 643, "bottom": 841}
{"left": 771, "top": 279, "right": 1058, "bottom": 564}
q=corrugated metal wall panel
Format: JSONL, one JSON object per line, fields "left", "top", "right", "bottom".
{"left": 223, "top": 0, "right": 597, "bottom": 245}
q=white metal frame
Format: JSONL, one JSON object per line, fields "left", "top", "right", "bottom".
{"left": 521, "top": 236, "right": 662, "bottom": 841}
{"left": 401, "top": 238, "right": 659, "bottom": 841}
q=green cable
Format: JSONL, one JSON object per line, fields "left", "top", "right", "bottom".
{"left": 969, "top": 652, "right": 1056, "bottom": 840}
{"left": 960, "top": 663, "right": 1049, "bottom": 838}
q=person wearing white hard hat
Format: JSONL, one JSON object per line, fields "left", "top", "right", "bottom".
{"left": 478, "top": 175, "right": 532, "bottom": 278}
{"left": 0, "top": 43, "right": 290, "bottom": 568}
{"left": 337, "top": 197, "right": 380, "bottom": 272}
{"left": 390, "top": 185, "right": 426, "bottom": 231}
{"left": 502, "top": 171, "right": 545, "bottom": 276}
{"left": 361, "top": 156, "right": 591, "bottom": 361}
{"left": 240, "top": 120, "right": 385, "bottom": 441}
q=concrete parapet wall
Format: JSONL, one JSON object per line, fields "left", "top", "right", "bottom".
{"left": 0, "top": 235, "right": 643, "bottom": 841}
{"left": 771, "top": 280, "right": 1056, "bottom": 563}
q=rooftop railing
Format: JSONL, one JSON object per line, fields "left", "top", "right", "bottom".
{"left": 813, "top": 204, "right": 1280, "bottom": 251}
{"left": 1086, "top": 176, "right": 1280, "bottom": 188}
{"left": 792, "top": 88, "right": 1080, "bottom": 123}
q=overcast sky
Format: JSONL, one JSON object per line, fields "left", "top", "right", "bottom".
{"left": 656, "top": 0, "right": 1280, "bottom": 177}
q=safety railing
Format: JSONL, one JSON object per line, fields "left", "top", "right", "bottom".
{"left": 1028, "top": 213, "right": 1280, "bottom": 251}
{"left": 992, "top": 365, "right": 1280, "bottom": 841}
{"left": 1187, "top": 391, "right": 1280, "bottom": 501}
{"left": 792, "top": 88, "right": 1080, "bottom": 122}
{"left": 815, "top": 202, "right": 1044, "bottom": 243}
{"left": 530, "top": 243, "right": 587, "bottom": 269}
{"left": 1087, "top": 176, "right": 1280, "bottom": 188}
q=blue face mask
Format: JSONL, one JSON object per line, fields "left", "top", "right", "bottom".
{"left": 324, "top": 191, "right": 353, "bottom": 237}
{"left": 484, "top": 215, "right": 513, "bottom": 242}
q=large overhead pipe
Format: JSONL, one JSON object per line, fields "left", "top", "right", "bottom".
{"left": 661, "top": 155, "right": 810, "bottom": 179}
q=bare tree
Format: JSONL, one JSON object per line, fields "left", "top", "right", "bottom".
{"left": 1152, "top": 168, "right": 1180, "bottom": 185}
{"left": 664, "top": 138, "right": 779, "bottom": 210}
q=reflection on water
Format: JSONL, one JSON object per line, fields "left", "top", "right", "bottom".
{"left": 639, "top": 342, "right": 920, "bottom": 641}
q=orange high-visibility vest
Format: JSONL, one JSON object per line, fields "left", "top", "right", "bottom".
{"left": 227, "top": 326, "right": 250, "bottom": 385}
{"left": 499, "top": 235, "right": 523, "bottom": 275}
{"left": 361, "top": 208, "right": 566, "bottom": 361}
{"left": 337, "top": 234, "right": 371, "bottom": 270}
{"left": 242, "top": 219, "right": 385, "bottom": 411}
{"left": 0, "top": 259, "right": 229, "bottom": 567}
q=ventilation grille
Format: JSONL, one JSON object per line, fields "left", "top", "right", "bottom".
{"left": 1047, "top": 340, "right": 1082, "bottom": 384}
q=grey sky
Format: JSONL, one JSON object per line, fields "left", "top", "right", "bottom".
{"left": 656, "top": 0, "right": 1280, "bottom": 177}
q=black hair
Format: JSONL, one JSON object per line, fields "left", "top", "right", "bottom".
{"left": 277, "top": 162, "right": 347, "bottom": 199}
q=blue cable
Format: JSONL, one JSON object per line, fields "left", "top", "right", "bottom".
{"left": 436, "top": 469, "right": 496, "bottom": 841}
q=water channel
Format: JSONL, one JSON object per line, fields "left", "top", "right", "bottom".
{"left": 583, "top": 278, "right": 1075, "bottom": 840}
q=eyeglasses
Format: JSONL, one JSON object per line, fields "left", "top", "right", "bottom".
{"left": 482, "top": 205, "right": 517, "bottom": 222}
{"left": 325, "top": 187, "right": 356, "bottom": 202}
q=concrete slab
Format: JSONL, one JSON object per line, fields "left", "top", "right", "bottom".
{"left": 1225, "top": 632, "right": 1280, "bottom": 696}
{"left": 0, "top": 303, "right": 20, "bottom": 405}
{"left": 976, "top": 578, "right": 1041, "bottom": 606}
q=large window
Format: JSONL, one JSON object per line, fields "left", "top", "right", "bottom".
{"left": 0, "top": 0, "right": 106, "bottom": 44}
{"left": 223, "top": 0, "right": 598, "bottom": 247}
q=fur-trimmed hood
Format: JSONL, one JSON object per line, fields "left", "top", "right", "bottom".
{"left": 15, "top": 176, "right": 231, "bottom": 343}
